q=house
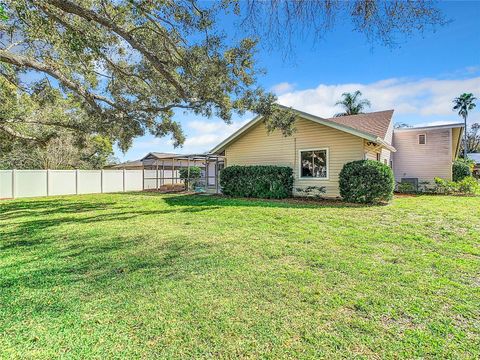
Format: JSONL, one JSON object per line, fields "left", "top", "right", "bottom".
{"left": 393, "top": 124, "right": 464, "bottom": 186}
{"left": 467, "top": 153, "right": 480, "bottom": 177}
{"left": 107, "top": 159, "right": 144, "bottom": 170}
{"left": 210, "top": 106, "right": 464, "bottom": 197}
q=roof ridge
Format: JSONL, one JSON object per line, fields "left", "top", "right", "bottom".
{"left": 325, "top": 109, "right": 394, "bottom": 119}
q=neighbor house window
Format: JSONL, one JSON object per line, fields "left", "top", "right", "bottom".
{"left": 376, "top": 153, "right": 381, "bottom": 161}
{"left": 299, "top": 149, "right": 328, "bottom": 179}
{"left": 418, "top": 134, "right": 426, "bottom": 145}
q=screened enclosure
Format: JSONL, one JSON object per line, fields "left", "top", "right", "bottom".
{"left": 141, "top": 153, "right": 225, "bottom": 193}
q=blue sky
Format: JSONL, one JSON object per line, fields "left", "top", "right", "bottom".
{"left": 116, "top": 1, "right": 480, "bottom": 161}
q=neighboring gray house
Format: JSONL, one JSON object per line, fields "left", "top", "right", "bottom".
{"left": 393, "top": 123, "right": 464, "bottom": 184}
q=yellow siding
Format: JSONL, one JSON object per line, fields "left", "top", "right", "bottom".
{"left": 225, "top": 117, "right": 364, "bottom": 196}
{"left": 380, "top": 120, "right": 394, "bottom": 166}
{"left": 452, "top": 127, "right": 461, "bottom": 159}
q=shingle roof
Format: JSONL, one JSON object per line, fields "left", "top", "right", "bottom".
{"left": 150, "top": 152, "right": 181, "bottom": 159}
{"left": 109, "top": 160, "right": 143, "bottom": 168}
{"left": 325, "top": 110, "right": 394, "bottom": 141}
{"left": 210, "top": 106, "right": 397, "bottom": 154}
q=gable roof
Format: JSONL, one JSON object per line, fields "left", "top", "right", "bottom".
{"left": 326, "top": 110, "right": 394, "bottom": 139}
{"left": 210, "top": 105, "right": 396, "bottom": 154}
{"left": 109, "top": 160, "right": 143, "bottom": 168}
{"left": 140, "top": 152, "right": 180, "bottom": 161}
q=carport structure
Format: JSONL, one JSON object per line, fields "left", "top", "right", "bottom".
{"left": 141, "top": 152, "right": 225, "bottom": 193}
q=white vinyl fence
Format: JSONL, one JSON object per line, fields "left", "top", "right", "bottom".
{"left": 0, "top": 169, "right": 143, "bottom": 199}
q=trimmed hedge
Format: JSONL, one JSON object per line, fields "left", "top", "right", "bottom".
{"left": 220, "top": 165, "right": 294, "bottom": 199}
{"left": 339, "top": 160, "right": 395, "bottom": 204}
{"left": 452, "top": 159, "right": 472, "bottom": 182}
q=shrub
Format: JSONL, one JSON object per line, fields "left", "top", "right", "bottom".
{"left": 220, "top": 165, "right": 294, "bottom": 199}
{"left": 452, "top": 159, "right": 472, "bottom": 182}
{"left": 434, "top": 177, "right": 457, "bottom": 195}
{"left": 179, "top": 166, "right": 201, "bottom": 190}
{"left": 457, "top": 176, "right": 480, "bottom": 195}
{"left": 396, "top": 181, "right": 416, "bottom": 193}
{"left": 434, "top": 176, "right": 480, "bottom": 195}
{"left": 295, "top": 186, "right": 326, "bottom": 199}
{"left": 339, "top": 160, "right": 395, "bottom": 203}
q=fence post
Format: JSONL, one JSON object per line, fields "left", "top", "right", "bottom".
{"left": 75, "top": 169, "right": 79, "bottom": 194}
{"left": 123, "top": 168, "right": 126, "bottom": 192}
{"left": 101, "top": 169, "right": 104, "bottom": 193}
{"left": 12, "top": 169, "right": 16, "bottom": 199}
{"left": 155, "top": 161, "right": 159, "bottom": 190}
{"left": 46, "top": 169, "right": 50, "bottom": 196}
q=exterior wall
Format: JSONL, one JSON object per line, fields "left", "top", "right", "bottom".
{"left": 380, "top": 120, "right": 394, "bottom": 166}
{"left": 364, "top": 148, "right": 391, "bottom": 166}
{"left": 224, "top": 117, "right": 365, "bottom": 196}
{"left": 452, "top": 127, "right": 462, "bottom": 159}
{"left": 393, "top": 128, "right": 453, "bottom": 183}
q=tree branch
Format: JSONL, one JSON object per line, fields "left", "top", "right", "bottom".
{"left": 0, "top": 123, "right": 38, "bottom": 141}
{"left": 44, "top": 0, "right": 187, "bottom": 98}
{"left": 0, "top": 49, "right": 116, "bottom": 113}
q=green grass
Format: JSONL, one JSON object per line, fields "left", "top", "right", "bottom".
{"left": 0, "top": 193, "right": 479, "bottom": 359}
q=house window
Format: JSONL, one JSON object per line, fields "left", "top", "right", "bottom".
{"left": 418, "top": 134, "right": 426, "bottom": 145}
{"left": 299, "top": 149, "right": 328, "bottom": 179}
{"left": 376, "top": 153, "right": 381, "bottom": 161}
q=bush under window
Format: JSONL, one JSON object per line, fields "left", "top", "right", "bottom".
{"left": 220, "top": 165, "right": 293, "bottom": 199}
{"left": 339, "top": 160, "right": 395, "bottom": 203}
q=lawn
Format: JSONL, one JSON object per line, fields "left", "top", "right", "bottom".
{"left": 0, "top": 193, "right": 479, "bottom": 359}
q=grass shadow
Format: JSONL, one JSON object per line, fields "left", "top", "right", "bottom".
{"left": 160, "top": 193, "right": 373, "bottom": 209}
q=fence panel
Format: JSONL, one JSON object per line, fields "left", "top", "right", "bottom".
{"left": 0, "top": 169, "right": 144, "bottom": 199}
{"left": 102, "top": 170, "right": 124, "bottom": 193}
{"left": 77, "top": 170, "right": 102, "bottom": 195}
{"left": 0, "top": 170, "right": 13, "bottom": 199}
{"left": 49, "top": 170, "right": 77, "bottom": 196}
{"left": 16, "top": 170, "right": 48, "bottom": 198}
{"left": 125, "top": 170, "right": 143, "bottom": 191}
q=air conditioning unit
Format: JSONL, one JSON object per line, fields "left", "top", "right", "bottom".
{"left": 400, "top": 178, "right": 418, "bottom": 191}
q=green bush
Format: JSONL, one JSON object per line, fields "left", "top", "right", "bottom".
{"left": 179, "top": 166, "right": 201, "bottom": 190}
{"left": 220, "top": 165, "right": 294, "bottom": 199}
{"left": 339, "top": 160, "right": 395, "bottom": 203}
{"left": 457, "top": 177, "right": 480, "bottom": 195}
{"left": 452, "top": 159, "right": 472, "bottom": 182}
{"left": 435, "top": 176, "right": 479, "bottom": 195}
{"left": 396, "top": 182, "right": 416, "bottom": 193}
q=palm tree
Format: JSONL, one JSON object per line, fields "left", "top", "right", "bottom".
{"left": 453, "top": 93, "right": 477, "bottom": 159}
{"left": 334, "top": 90, "right": 371, "bottom": 117}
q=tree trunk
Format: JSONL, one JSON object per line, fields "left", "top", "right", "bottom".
{"left": 464, "top": 114, "right": 468, "bottom": 159}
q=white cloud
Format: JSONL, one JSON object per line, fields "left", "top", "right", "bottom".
{"left": 277, "top": 76, "right": 480, "bottom": 125}
{"left": 119, "top": 75, "right": 480, "bottom": 160}
{"left": 184, "top": 118, "right": 249, "bottom": 151}
{"left": 270, "top": 82, "right": 296, "bottom": 95}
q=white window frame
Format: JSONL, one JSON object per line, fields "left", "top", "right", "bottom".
{"left": 418, "top": 133, "right": 426, "bottom": 145}
{"left": 298, "top": 148, "right": 329, "bottom": 180}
